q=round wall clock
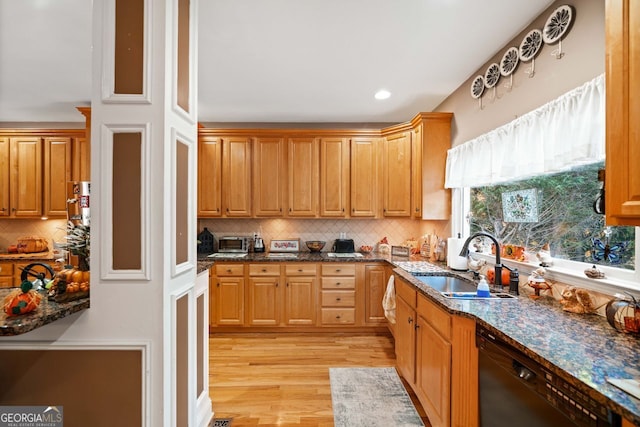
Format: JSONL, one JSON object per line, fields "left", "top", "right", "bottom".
{"left": 500, "top": 47, "right": 519, "bottom": 76}
{"left": 484, "top": 63, "right": 501, "bottom": 89}
{"left": 519, "top": 29, "right": 543, "bottom": 62}
{"left": 543, "top": 5, "right": 574, "bottom": 44}
{"left": 470, "top": 75, "right": 485, "bottom": 99}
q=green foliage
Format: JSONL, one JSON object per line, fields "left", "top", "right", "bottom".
{"left": 470, "top": 163, "right": 635, "bottom": 270}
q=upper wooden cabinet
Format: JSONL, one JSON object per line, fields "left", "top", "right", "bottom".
{"left": 0, "top": 138, "right": 9, "bottom": 217}
{"left": 5, "top": 137, "right": 43, "bottom": 218}
{"left": 43, "top": 137, "right": 72, "bottom": 218}
{"left": 254, "top": 137, "right": 285, "bottom": 217}
{"left": 197, "top": 112, "right": 452, "bottom": 219}
{"left": 198, "top": 137, "right": 223, "bottom": 217}
{"left": 319, "top": 137, "right": 349, "bottom": 217}
{"left": 287, "top": 137, "right": 319, "bottom": 217}
{"left": 222, "top": 137, "right": 252, "bottom": 217}
{"left": 605, "top": 0, "right": 640, "bottom": 225}
{"left": 382, "top": 131, "right": 412, "bottom": 217}
{"left": 350, "top": 137, "right": 379, "bottom": 217}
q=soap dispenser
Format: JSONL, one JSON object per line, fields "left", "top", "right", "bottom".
{"left": 476, "top": 275, "right": 490, "bottom": 298}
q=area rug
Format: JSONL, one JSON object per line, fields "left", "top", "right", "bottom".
{"left": 210, "top": 418, "right": 232, "bottom": 427}
{"left": 329, "top": 367, "right": 424, "bottom": 427}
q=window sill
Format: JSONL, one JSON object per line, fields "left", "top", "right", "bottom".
{"left": 470, "top": 252, "right": 640, "bottom": 298}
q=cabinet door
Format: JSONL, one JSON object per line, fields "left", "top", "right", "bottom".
{"left": 421, "top": 114, "right": 452, "bottom": 219}
{"left": 416, "top": 318, "right": 452, "bottom": 427}
{"left": 395, "top": 295, "right": 416, "bottom": 384}
{"left": 0, "top": 138, "right": 9, "bottom": 217}
{"left": 0, "top": 261, "right": 13, "bottom": 288}
{"left": 248, "top": 276, "right": 280, "bottom": 325}
{"left": 287, "top": 137, "right": 318, "bottom": 217}
{"left": 411, "top": 125, "right": 423, "bottom": 218}
{"left": 10, "top": 137, "right": 42, "bottom": 217}
{"left": 364, "top": 264, "right": 386, "bottom": 324}
{"left": 223, "top": 137, "right": 252, "bottom": 217}
{"left": 198, "top": 137, "right": 222, "bottom": 217}
{"left": 72, "top": 136, "right": 91, "bottom": 182}
{"left": 254, "top": 137, "right": 284, "bottom": 217}
{"left": 350, "top": 137, "right": 378, "bottom": 217}
{"left": 605, "top": 0, "right": 640, "bottom": 224}
{"left": 212, "top": 276, "right": 244, "bottom": 326}
{"left": 43, "top": 137, "right": 72, "bottom": 218}
{"left": 284, "top": 276, "right": 316, "bottom": 325}
{"left": 383, "top": 132, "right": 412, "bottom": 217}
{"left": 319, "top": 137, "right": 349, "bottom": 217}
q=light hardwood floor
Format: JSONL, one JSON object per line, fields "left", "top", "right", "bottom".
{"left": 209, "top": 332, "right": 430, "bottom": 426}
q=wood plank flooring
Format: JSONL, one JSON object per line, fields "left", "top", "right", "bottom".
{"left": 209, "top": 332, "right": 430, "bottom": 426}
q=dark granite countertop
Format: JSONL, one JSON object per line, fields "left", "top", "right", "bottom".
{"left": 199, "top": 253, "right": 640, "bottom": 423}
{"left": 0, "top": 288, "right": 89, "bottom": 336}
{"left": 392, "top": 266, "right": 640, "bottom": 426}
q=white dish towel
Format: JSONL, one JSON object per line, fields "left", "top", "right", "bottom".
{"left": 382, "top": 275, "right": 396, "bottom": 324}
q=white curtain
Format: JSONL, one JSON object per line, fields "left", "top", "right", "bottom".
{"left": 445, "top": 74, "right": 605, "bottom": 188}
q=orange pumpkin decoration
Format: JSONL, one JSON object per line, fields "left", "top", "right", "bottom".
{"left": 3, "top": 281, "right": 42, "bottom": 316}
{"left": 486, "top": 269, "right": 511, "bottom": 285}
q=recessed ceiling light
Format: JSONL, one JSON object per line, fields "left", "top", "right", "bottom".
{"left": 374, "top": 90, "right": 391, "bottom": 100}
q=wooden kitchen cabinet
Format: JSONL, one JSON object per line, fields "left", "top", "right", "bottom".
{"left": 287, "top": 137, "right": 319, "bottom": 217}
{"left": 284, "top": 264, "right": 317, "bottom": 325}
{"left": 382, "top": 131, "right": 412, "bottom": 217}
{"left": 605, "top": 0, "right": 640, "bottom": 225}
{"left": 198, "top": 136, "right": 223, "bottom": 217}
{"left": 411, "top": 125, "right": 423, "bottom": 218}
{"left": 320, "top": 263, "right": 357, "bottom": 325}
{"left": 72, "top": 137, "right": 90, "bottom": 182}
{"left": 223, "top": 137, "right": 252, "bottom": 217}
{"left": 210, "top": 264, "right": 245, "bottom": 326}
{"left": 363, "top": 263, "right": 387, "bottom": 325}
{"left": 418, "top": 113, "right": 453, "bottom": 220}
{"left": 350, "top": 137, "right": 379, "bottom": 217}
{"left": 254, "top": 137, "right": 285, "bottom": 217}
{"left": 394, "top": 275, "right": 478, "bottom": 427}
{"left": 43, "top": 137, "right": 72, "bottom": 218}
{"left": 0, "top": 262, "right": 13, "bottom": 288}
{"left": 248, "top": 263, "right": 281, "bottom": 325}
{"left": 319, "top": 137, "right": 349, "bottom": 217}
{"left": 0, "top": 137, "right": 43, "bottom": 218}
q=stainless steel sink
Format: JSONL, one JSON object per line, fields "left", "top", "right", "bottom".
{"left": 415, "top": 275, "right": 478, "bottom": 293}
{"left": 440, "top": 291, "right": 516, "bottom": 300}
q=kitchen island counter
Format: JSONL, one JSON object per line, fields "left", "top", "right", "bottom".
{"left": 0, "top": 288, "right": 89, "bottom": 336}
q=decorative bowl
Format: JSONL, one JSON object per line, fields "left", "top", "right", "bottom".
{"left": 360, "top": 245, "right": 373, "bottom": 254}
{"left": 306, "top": 241, "right": 326, "bottom": 252}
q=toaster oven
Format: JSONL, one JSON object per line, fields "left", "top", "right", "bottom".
{"left": 218, "top": 236, "right": 250, "bottom": 253}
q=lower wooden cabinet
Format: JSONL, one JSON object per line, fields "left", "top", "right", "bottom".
{"left": 0, "top": 262, "right": 14, "bottom": 288}
{"left": 394, "top": 274, "right": 478, "bottom": 427}
{"left": 209, "top": 261, "right": 388, "bottom": 331}
{"left": 210, "top": 263, "right": 245, "bottom": 326}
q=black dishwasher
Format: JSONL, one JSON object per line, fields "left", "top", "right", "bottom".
{"left": 477, "top": 325, "right": 621, "bottom": 427}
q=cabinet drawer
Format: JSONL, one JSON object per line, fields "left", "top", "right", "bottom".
{"left": 285, "top": 264, "right": 317, "bottom": 276}
{"left": 0, "top": 277, "right": 13, "bottom": 288}
{"left": 249, "top": 263, "right": 281, "bottom": 276}
{"left": 321, "top": 264, "right": 355, "bottom": 276}
{"left": 321, "top": 290, "right": 355, "bottom": 307}
{"left": 0, "top": 263, "right": 13, "bottom": 277}
{"left": 321, "top": 277, "right": 355, "bottom": 289}
{"left": 395, "top": 276, "right": 417, "bottom": 308}
{"left": 417, "top": 293, "right": 451, "bottom": 340}
{"left": 215, "top": 264, "right": 245, "bottom": 276}
{"left": 321, "top": 308, "right": 355, "bottom": 325}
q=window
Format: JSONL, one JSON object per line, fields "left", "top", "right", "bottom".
{"left": 469, "top": 162, "right": 635, "bottom": 271}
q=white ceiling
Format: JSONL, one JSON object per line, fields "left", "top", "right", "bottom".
{"left": 0, "top": 0, "right": 556, "bottom": 124}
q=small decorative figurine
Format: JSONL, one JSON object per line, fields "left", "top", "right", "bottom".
{"left": 584, "top": 264, "right": 605, "bottom": 279}
{"left": 536, "top": 243, "right": 553, "bottom": 267}
{"left": 526, "top": 267, "right": 553, "bottom": 299}
{"left": 560, "top": 286, "right": 597, "bottom": 314}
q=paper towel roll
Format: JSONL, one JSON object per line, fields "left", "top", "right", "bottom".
{"left": 447, "top": 237, "right": 468, "bottom": 271}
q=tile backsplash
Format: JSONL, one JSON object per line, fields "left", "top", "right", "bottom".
{"left": 198, "top": 218, "right": 449, "bottom": 251}
{"left": 0, "top": 219, "right": 68, "bottom": 252}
